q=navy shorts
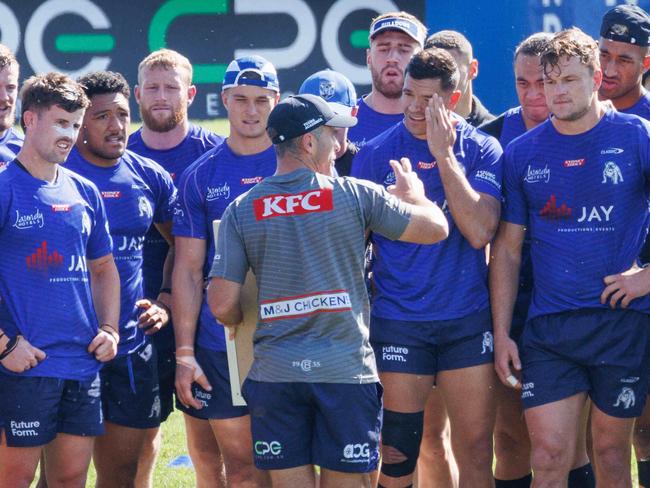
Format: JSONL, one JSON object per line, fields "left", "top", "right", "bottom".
{"left": 176, "top": 346, "right": 248, "bottom": 420}
{"left": 243, "top": 380, "right": 382, "bottom": 472}
{"left": 510, "top": 289, "right": 532, "bottom": 343}
{"left": 520, "top": 308, "right": 650, "bottom": 417}
{"left": 154, "top": 344, "right": 175, "bottom": 423}
{"left": 0, "top": 374, "right": 103, "bottom": 447}
{"left": 101, "top": 342, "right": 162, "bottom": 429}
{"left": 370, "top": 309, "right": 494, "bottom": 375}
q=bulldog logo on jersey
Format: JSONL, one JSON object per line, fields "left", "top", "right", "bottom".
{"left": 319, "top": 81, "right": 335, "bottom": 100}
{"left": 138, "top": 196, "right": 153, "bottom": 218}
{"left": 614, "top": 387, "right": 635, "bottom": 409}
{"left": 81, "top": 211, "right": 91, "bottom": 236}
{"left": 602, "top": 162, "right": 623, "bottom": 185}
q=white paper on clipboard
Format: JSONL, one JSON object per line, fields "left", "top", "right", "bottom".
{"left": 213, "top": 220, "right": 257, "bottom": 406}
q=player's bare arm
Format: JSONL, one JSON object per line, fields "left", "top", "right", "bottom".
{"left": 172, "top": 236, "right": 212, "bottom": 409}
{"left": 426, "top": 93, "right": 500, "bottom": 248}
{"left": 489, "top": 221, "right": 526, "bottom": 389}
{"left": 137, "top": 221, "right": 174, "bottom": 334}
{"left": 87, "top": 253, "right": 120, "bottom": 362}
{"left": 207, "top": 278, "right": 243, "bottom": 327}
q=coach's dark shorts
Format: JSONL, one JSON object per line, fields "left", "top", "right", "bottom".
{"left": 101, "top": 342, "right": 161, "bottom": 429}
{"left": 153, "top": 341, "right": 175, "bottom": 423}
{"left": 176, "top": 346, "right": 248, "bottom": 420}
{"left": 520, "top": 308, "right": 650, "bottom": 417}
{"left": 370, "top": 309, "right": 494, "bottom": 375}
{"left": 243, "top": 380, "right": 382, "bottom": 472}
{"left": 0, "top": 373, "right": 103, "bottom": 447}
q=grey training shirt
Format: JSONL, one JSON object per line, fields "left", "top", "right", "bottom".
{"left": 210, "top": 168, "right": 411, "bottom": 383}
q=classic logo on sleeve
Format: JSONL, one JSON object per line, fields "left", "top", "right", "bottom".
{"left": 260, "top": 289, "right": 351, "bottom": 321}
{"left": 253, "top": 188, "right": 333, "bottom": 220}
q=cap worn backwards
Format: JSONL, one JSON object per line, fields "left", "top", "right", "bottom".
{"left": 601, "top": 4, "right": 650, "bottom": 46}
{"left": 266, "top": 94, "right": 357, "bottom": 145}
{"left": 298, "top": 70, "right": 358, "bottom": 117}
{"left": 369, "top": 16, "right": 426, "bottom": 46}
{"left": 222, "top": 55, "right": 280, "bottom": 92}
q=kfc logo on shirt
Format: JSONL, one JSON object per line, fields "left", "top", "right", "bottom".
{"left": 254, "top": 189, "right": 334, "bottom": 220}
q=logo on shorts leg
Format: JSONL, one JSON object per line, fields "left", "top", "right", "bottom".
{"left": 342, "top": 443, "right": 370, "bottom": 463}
{"left": 138, "top": 343, "right": 153, "bottom": 362}
{"left": 381, "top": 345, "right": 408, "bottom": 363}
{"left": 613, "top": 387, "right": 636, "bottom": 409}
{"left": 481, "top": 332, "right": 493, "bottom": 354}
{"left": 521, "top": 382, "right": 535, "bottom": 399}
{"left": 149, "top": 395, "right": 161, "bottom": 419}
{"left": 254, "top": 440, "right": 283, "bottom": 460}
{"left": 9, "top": 420, "right": 40, "bottom": 437}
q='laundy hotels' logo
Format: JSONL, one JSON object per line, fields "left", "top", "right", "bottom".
{"left": 13, "top": 208, "right": 45, "bottom": 230}
{"left": 524, "top": 164, "right": 550, "bottom": 183}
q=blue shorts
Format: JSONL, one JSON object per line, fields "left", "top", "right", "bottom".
{"left": 243, "top": 380, "right": 382, "bottom": 472}
{"left": 101, "top": 342, "right": 161, "bottom": 429}
{"left": 370, "top": 309, "right": 494, "bottom": 375}
{"left": 154, "top": 343, "right": 175, "bottom": 423}
{"left": 176, "top": 347, "right": 248, "bottom": 420}
{"left": 510, "top": 289, "right": 532, "bottom": 343}
{"left": 0, "top": 374, "right": 103, "bottom": 447}
{"left": 521, "top": 308, "right": 650, "bottom": 417}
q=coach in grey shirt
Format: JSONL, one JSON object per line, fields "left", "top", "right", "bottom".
{"left": 207, "top": 94, "right": 448, "bottom": 488}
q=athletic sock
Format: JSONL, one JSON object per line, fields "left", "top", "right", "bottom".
{"left": 494, "top": 473, "right": 532, "bottom": 488}
{"left": 568, "top": 462, "right": 595, "bottom": 488}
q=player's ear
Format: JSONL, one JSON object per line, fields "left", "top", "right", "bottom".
{"left": 187, "top": 85, "right": 197, "bottom": 106}
{"left": 643, "top": 54, "right": 650, "bottom": 71}
{"left": 448, "top": 90, "right": 462, "bottom": 110}
{"left": 22, "top": 110, "right": 37, "bottom": 130}
{"left": 593, "top": 68, "right": 603, "bottom": 91}
{"left": 469, "top": 58, "right": 479, "bottom": 80}
{"left": 134, "top": 85, "right": 141, "bottom": 104}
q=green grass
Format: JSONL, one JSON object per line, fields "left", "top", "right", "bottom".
{"left": 31, "top": 410, "right": 195, "bottom": 487}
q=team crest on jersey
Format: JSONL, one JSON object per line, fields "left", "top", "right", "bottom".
{"left": 138, "top": 196, "right": 153, "bottom": 218}
{"left": 613, "top": 387, "right": 635, "bottom": 409}
{"left": 81, "top": 211, "right": 91, "bottom": 236}
{"left": 383, "top": 171, "right": 396, "bottom": 187}
{"left": 319, "top": 81, "right": 335, "bottom": 100}
{"left": 602, "top": 162, "right": 623, "bottom": 185}
{"left": 481, "top": 331, "right": 493, "bottom": 354}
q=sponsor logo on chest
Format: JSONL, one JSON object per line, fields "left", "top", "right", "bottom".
{"left": 253, "top": 188, "right": 333, "bottom": 220}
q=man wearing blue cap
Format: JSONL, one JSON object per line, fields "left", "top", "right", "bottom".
{"left": 299, "top": 70, "right": 359, "bottom": 176}
{"left": 172, "top": 54, "right": 279, "bottom": 487}
{"left": 348, "top": 11, "right": 426, "bottom": 149}
{"left": 207, "top": 93, "right": 448, "bottom": 488}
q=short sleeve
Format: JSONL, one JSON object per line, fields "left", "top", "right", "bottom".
{"left": 85, "top": 184, "right": 113, "bottom": 260}
{"left": 152, "top": 166, "right": 177, "bottom": 224}
{"left": 173, "top": 164, "right": 208, "bottom": 239}
{"left": 353, "top": 179, "right": 411, "bottom": 240}
{"left": 501, "top": 145, "right": 528, "bottom": 226}
{"left": 467, "top": 135, "right": 503, "bottom": 199}
{"left": 209, "top": 203, "right": 249, "bottom": 284}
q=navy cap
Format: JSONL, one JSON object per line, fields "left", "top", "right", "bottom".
{"left": 369, "top": 16, "right": 426, "bottom": 46}
{"left": 267, "top": 94, "right": 357, "bottom": 144}
{"left": 222, "top": 55, "right": 279, "bottom": 92}
{"left": 600, "top": 4, "right": 650, "bottom": 46}
{"left": 299, "top": 70, "right": 358, "bottom": 117}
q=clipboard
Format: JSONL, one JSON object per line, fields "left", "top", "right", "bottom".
{"left": 212, "top": 220, "right": 257, "bottom": 406}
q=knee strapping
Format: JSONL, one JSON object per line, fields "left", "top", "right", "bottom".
{"left": 380, "top": 409, "right": 424, "bottom": 478}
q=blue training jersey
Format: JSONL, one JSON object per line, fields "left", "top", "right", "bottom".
{"left": 502, "top": 110, "right": 650, "bottom": 320}
{"left": 128, "top": 124, "right": 223, "bottom": 352}
{"left": 0, "top": 127, "right": 23, "bottom": 170}
{"left": 500, "top": 106, "right": 528, "bottom": 149}
{"left": 173, "top": 141, "right": 276, "bottom": 351}
{"left": 0, "top": 163, "right": 112, "bottom": 380}
{"left": 621, "top": 91, "right": 650, "bottom": 120}
{"left": 347, "top": 97, "right": 403, "bottom": 149}
{"left": 128, "top": 124, "right": 224, "bottom": 299}
{"left": 66, "top": 149, "right": 177, "bottom": 356}
{"left": 351, "top": 119, "right": 503, "bottom": 321}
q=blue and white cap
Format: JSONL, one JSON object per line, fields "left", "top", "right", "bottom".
{"left": 369, "top": 15, "right": 426, "bottom": 46}
{"left": 298, "top": 70, "right": 358, "bottom": 118}
{"left": 222, "top": 55, "right": 279, "bottom": 92}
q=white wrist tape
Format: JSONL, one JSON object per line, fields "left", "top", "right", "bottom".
{"left": 176, "top": 355, "right": 206, "bottom": 382}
